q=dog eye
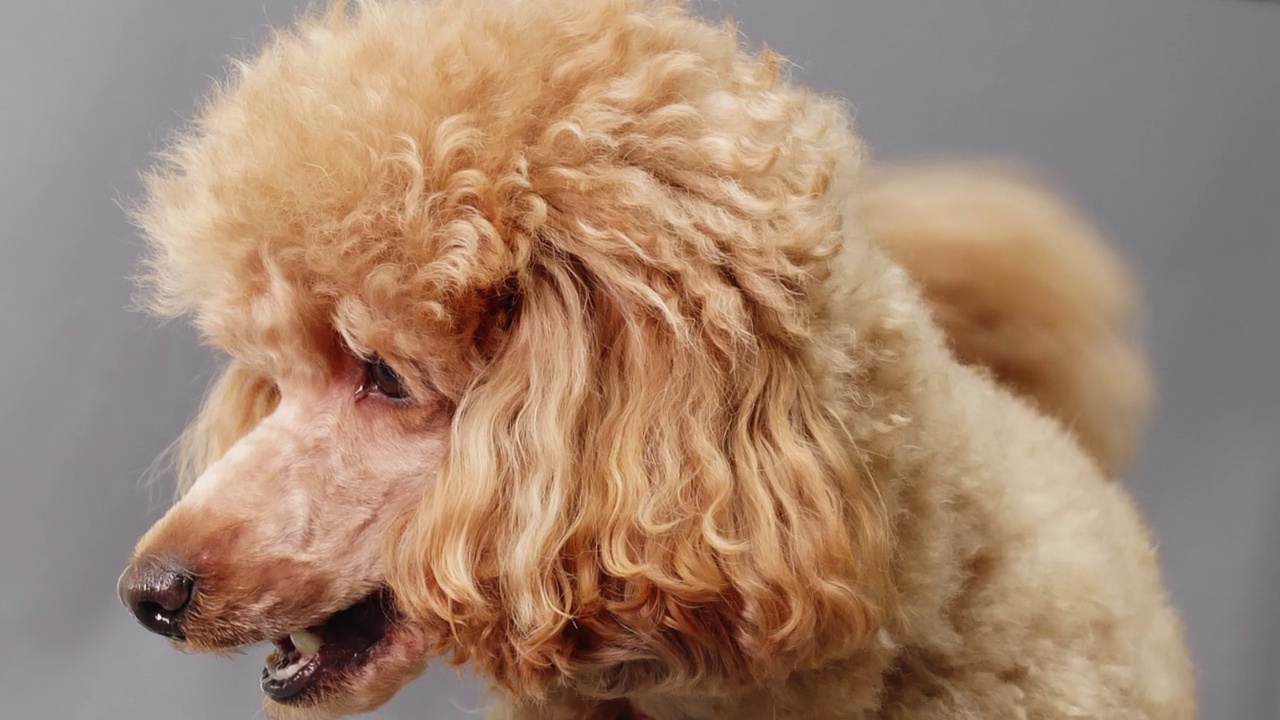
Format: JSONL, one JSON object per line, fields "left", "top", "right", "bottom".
{"left": 361, "top": 357, "right": 409, "bottom": 401}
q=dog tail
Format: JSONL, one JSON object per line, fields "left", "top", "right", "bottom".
{"left": 860, "top": 161, "right": 1153, "bottom": 477}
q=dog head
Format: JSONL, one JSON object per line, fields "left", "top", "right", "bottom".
{"left": 119, "top": 1, "right": 892, "bottom": 716}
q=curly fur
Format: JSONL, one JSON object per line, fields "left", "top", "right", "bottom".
{"left": 861, "top": 162, "right": 1154, "bottom": 477}
{"left": 121, "top": 1, "right": 1195, "bottom": 719}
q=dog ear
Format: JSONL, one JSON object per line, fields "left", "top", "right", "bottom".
{"left": 170, "top": 361, "right": 280, "bottom": 496}
{"left": 389, "top": 240, "right": 893, "bottom": 698}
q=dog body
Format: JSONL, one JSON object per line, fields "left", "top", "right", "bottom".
{"left": 118, "top": 1, "right": 1194, "bottom": 718}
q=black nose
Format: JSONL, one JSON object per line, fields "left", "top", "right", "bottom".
{"left": 118, "top": 561, "right": 195, "bottom": 640}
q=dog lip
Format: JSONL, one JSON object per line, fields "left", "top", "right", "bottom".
{"left": 260, "top": 587, "right": 398, "bottom": 704}
{"left": 262, "top": 646, "right": 324, "bottom": 702}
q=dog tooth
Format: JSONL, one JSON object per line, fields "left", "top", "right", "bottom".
{"left": 268, "top": 654, "right": 310, "bottom": 682}
{"left": 290, "top": 630, "right": 323, "bottom": 656}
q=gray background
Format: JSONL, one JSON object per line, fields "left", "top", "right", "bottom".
{"left": 2, "top": 0, "right": 1276, "bottom": 718}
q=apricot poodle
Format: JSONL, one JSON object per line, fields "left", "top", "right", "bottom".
{"left": 117, "top": 1, "right": 1195, "bottom": 718}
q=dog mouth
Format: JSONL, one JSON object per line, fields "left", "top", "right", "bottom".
{"left": 261, "top": 587, "right": 398, "bottom": 704}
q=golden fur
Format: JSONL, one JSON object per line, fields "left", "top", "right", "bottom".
{"left": 121, "top": 1, "right": 1195, "bottom": 718}
{"left": 861, "top": 162, "right": 1154, "bottom": 477}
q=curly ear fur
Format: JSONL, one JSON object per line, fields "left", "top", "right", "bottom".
{"left": 374, "top": 2, "right": 895, "bottom": 698}
{"left": 390, "top": 252, "right": 892, "bottom": 700}
{"left": 173, "top": 362, "right": 279, "bottom": 495}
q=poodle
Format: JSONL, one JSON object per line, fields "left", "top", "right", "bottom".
{"left": 116, "top": 1, "right": 1195, "bottom": 718}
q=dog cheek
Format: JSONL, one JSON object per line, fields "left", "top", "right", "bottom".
{"left": 369, "top": 434, "right": 446, "bottom": 508}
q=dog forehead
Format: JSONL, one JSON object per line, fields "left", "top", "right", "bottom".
{"left": 135, "top": 0, "right": 760, "bottom": 309}
{"left": 136, "top": 0, "right": 848, "bottom": 374}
